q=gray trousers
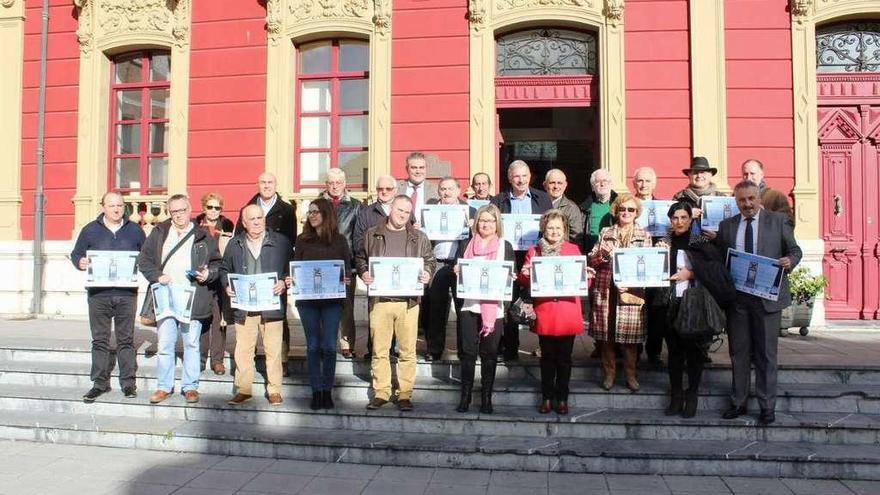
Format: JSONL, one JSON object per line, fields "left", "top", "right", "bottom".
{"left": 727, "top": 295, "right": 781, "bottom": 412}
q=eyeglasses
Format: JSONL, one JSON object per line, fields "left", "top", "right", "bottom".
{"left": 477, "top": 219, "right": 497, "bottom": 224}
{"left": 205, "top": 205, "right": 222, "bottom": 211}
{"left": 307, "top": 210, "right": 321, "bottom": 216}
{"left": 169, "top": 208, "right": 189, "bottom": 215}
{"left": 618, "top": 207, "right": 638, "bottom": 213}
{"left": 376, "top": 187, "right": 395, "bottom": 192}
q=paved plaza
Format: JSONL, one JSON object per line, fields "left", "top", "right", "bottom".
{"left": 1, "top": 440, "right": 878, "bottom": 495}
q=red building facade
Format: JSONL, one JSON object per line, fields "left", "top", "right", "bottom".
{"left": 2, "top": 0, "right": 880, "bottom": 319}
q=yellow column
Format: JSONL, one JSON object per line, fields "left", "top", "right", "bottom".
{"left": 0, "top": 0, "right": 25, "bottom": 240}
{"left": 688, "top": 0, "right": 729, "bottom": 191}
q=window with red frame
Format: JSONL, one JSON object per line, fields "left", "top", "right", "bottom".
{"left": 109, "top": 51, "right": 170, "bottom": 195}
{"left": 296, "top": 39, "right": 369, "bottom": 190}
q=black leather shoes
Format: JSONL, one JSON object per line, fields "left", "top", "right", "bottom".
{"left": 721, "top": 405, "right": 748, "bottom": 419}
{"left": 122, "top": 386, "right": 137, "bottom": 399}
{"left": 423, "top": 354, "right": 434, "bottom": 363}
{"left": 757, "top": 410, "right": 776, "bottom": 425}
{"left": 82, "top": 387, "right": 108, "bottom": 403}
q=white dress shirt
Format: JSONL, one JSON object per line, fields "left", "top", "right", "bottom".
{"left": 735, "top": 209, "right": 760, "bottom": 253}
{"left": 404, "top": 181, "right": 427, "bottom": 214}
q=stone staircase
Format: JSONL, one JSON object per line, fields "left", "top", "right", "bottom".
{"left": 0, "top": 344, "right": 879, "bottom": 479}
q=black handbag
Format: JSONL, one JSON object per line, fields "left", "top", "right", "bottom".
{"left": 139, "top": 229, "right": 196, "bottom": 326}
{"left": 508, "top": 295, "right": 536, "bottom": 327}
{"left": 674, "top": 284, "right": 726, "bottom": 340}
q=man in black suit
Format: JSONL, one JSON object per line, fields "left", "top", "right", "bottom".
{"left": 491, "top": 160, "right": 552, "bottom": 361}
{"left": 714, "top": 180, "right": 802, "bottom": 425}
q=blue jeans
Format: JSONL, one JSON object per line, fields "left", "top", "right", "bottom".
{"left": 297, "top": 301, "right": 342, "bottom": 392}
{"left": 156, "top": 317, "right": 203, "bottom": 393}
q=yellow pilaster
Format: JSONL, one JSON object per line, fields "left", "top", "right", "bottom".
{"left": 0, "top": 0, "right": 25, "bottom": 240}
{"left": 688, "top": 0, "right": 728, "bottom": 191}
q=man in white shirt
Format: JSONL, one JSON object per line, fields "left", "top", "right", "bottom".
{"left": 397, "top": 151, "right": 438, "bottom": 219}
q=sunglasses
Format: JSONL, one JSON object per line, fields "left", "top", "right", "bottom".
{"left": 619, "top": 207, "right": 638, "bottom": 213}
{"left": 205, "top": 205, "right": 222, "bottom": 211}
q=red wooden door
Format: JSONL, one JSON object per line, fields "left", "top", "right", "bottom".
{"left": 818, "top": 105, "right": 880, "bottom": 319}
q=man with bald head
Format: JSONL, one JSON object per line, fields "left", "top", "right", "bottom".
{"left": 741, "top": 159, "right": 793, "bottom": 222}
{"left": 491, "top": 160, "right": 552, "bottom": 361}
{"left": 235, "top": 172, "right": 297, "bottom": 373}
{"left": 543, "top": 168, "right": 584, "bottom": 246}
{"left": 71, "top": 191, "right": 146, "bottom": 403}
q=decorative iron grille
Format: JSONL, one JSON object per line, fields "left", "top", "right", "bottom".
{"left": 496, "top": 29, "right": 597, "bottom": 76}
{"left": 816, "top": 23, "right": 880, "bottom": 73}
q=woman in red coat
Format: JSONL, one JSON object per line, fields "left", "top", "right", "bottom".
{"left": 518, "top": 209, "right": 595, "bottom": 415}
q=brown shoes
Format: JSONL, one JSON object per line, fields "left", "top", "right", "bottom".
{"left": 227, "top": 393, "right": 252, "bottom": 405}
{"left": 184, "top": 390, "right": 200, "bottom": 403}
{"left": 149, "top": 390, "right": 171, "bottom": 404}
{"left": 268, "top": 394, "right": 283, "bottom": 406}
{"left": 212, "top": 362, "right": 226, "bottom": 375}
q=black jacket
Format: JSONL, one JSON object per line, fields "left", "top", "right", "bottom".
{"left": 220, "top": 231, "right": 293, "bottom": 323}
{"left": 138, "top": 220, "right": 221, "bottom": 321}
{"left": 195, "top": 213, "right": 235, "bottom": 236}
{"left": 71, "top": 214, "right": 146, "bottom": 297}
{"left": 579, "top": 189, "right": 618, "bottom": 254}
{"left": 234, "top": 193, "right": 297, "bottom": 245}
{"left": 320, "top": 190, "right": 362, "bottom": 257}
{"left": 352, "top": 201, "right": 389, "bottom": 261}
{"left": 491, "top": 187, "right": 553, "bottom": 215}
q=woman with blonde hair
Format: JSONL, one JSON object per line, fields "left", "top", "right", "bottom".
{"left": 588, "top": 193, "right": 652, "bottom": 392}
{"left": 454, "top": 204, "right": 515, "bottom": 413}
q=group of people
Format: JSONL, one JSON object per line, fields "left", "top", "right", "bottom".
{"left": 70, "top": 151, "right": 801, "bottom": 426}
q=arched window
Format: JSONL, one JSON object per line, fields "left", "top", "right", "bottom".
{"left": 496, "top": 28, "right": 597, "bottom": 76}
{"left": 816, "top": 22, "right": 880, "bottom": 73}
{"left": 295, "top": 39, "right": 369, "bottom": 190}
{"left": 109, "top": 51, "right": 171, "bottom": 194}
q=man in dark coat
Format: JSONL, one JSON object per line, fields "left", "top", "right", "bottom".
{"left": 491, "top": 160, "right": 552, "bottom": 361}
{"left": 714, "top": 180, "right": 802, "bottom": 425}
{"left": 221, "top": 204, "right": 292, "bottom": 406}
{"left": 319, "top": 168, "right": 362, "bottom": 358}
{"left": 70, "top": 192, "right": 146, "bottom": 403}
{"left": 742, "top": 158, "right": 794, "bottom": 222}
{"left": 234, "top": 172, "right": 296, "bottom": 372}
{"left": 138, "top": 194, "right": 221, "bottom": 405}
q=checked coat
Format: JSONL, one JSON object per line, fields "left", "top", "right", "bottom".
{"left": 588, "top": 224, "right": 653, "bottom": 344}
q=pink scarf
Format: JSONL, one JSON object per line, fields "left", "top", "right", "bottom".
{"left": 464, "top": 235, "right": 501, "bottom": 336}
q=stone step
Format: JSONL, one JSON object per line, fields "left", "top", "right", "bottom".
{"left": 1, "top": 385, "right": 878, "bottom": 445}
{"left": 2, "top": 360, "right": 878, "bottom": 414}
{"left": 3, "top": 347, "right": 879, "bottom": 385}
{"left": 1, "top": 408, "right": 878, "bottom": 479}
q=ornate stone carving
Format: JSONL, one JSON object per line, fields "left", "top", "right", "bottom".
{"left": 290, "top": 0, "right": 370, "bottom": 21}
{"left": 98, "top": 0, "right": 173, "bottom": 35}
{"left": 790, "top": 0, "right": 812, "bottom": 18}
{"left": 467, "top": 0, "right": 486, "bottom": 32}
{"left": 1, "top": 0, "right": 17, "bottom": 9}
{"left": 604, "top": 0, "right": 623, "bottom": 26}
{"left": 75, "top": 0, "right": 94, "bottom": 53}
{"left": 496, "top": 0, "right": 592, "bottom": 12}
{"left": 172, "top": 0, "right": 190, "bottom": 48}
{"left": 266, "top": 0, "right": 283, "bottom": 44}
{"left": 372, "top": 0, "right": 390, "bottom": 37}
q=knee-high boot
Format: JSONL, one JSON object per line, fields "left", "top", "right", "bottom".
{"left": 480, "top": 359, "right": 496, "bottom": 414}
{"left": 457, "top": 360, "right": 475, "bottom": 413}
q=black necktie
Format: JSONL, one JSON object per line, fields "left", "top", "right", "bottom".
{"left": 744, "top": 217, "right": 754, "bottom": 254}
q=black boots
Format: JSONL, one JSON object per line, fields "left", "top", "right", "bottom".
{"left": 682, "top": 388, "right": 698, "bottom": 418}
{"left": 456, "top": 386, "right": 472, "bottom": 413}
{"left": 321, "top": 390, "right": 334, "bottom": 409}
{"left": 665, "top": 389, "right": 683, "bottom": 416}
{"left": 480, "top": 359, "right": 496, "bottom": 414}
{"left": 309, "top": 391, "right": 321, "bottom": 410}
{"left": 480, "top": 389, "right": 493, "bottom": 414}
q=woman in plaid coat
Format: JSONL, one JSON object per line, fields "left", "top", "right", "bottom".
{"left": 588, "top": 193, "right": 653, "bottom": 392}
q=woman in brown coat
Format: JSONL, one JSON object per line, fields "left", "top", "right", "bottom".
{"left": 589, "top": 193, "right": 652, "bottom": 392}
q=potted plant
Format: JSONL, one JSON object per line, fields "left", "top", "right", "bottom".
{"left": 781, "top": 266, "right": 828, "bottom": 336}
